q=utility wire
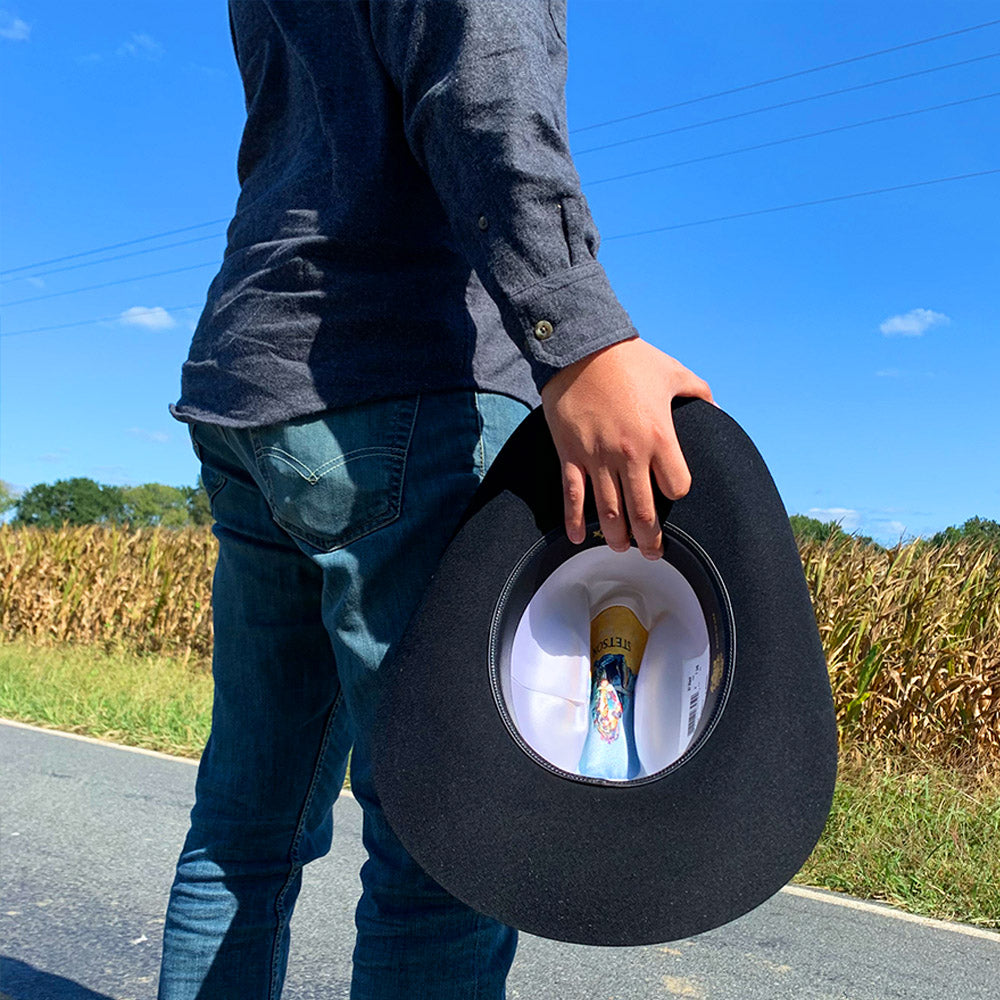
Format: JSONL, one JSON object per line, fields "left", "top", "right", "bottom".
{"left": 570, "top": 17, "right": 1000, "bottom": 134}
{"left": 574, "top": 51, "right": 1000, "bottom": 156}
{"left": 586, "top": 91, "right": 1000, "bottom": 186}
{"left": 601, "top": 168, "right": 1000, "bottom": 241}
{"left": 3, "top": 262, "right": 220, "bottom": 307}
{"left": 6, "top": 24, "right": 998, "bottom": 277}
{"left": 7, "top": 92, "right": 994, "bottom": 307}
{"left": 0, "top": 232, "right": 227, "bottom": 284}
{"left": 0, "top": 218, "right": 229, "bottom": 277}
{"left": 4, "top": 167, "right": 997, "bottom": 338}
{"left": 1, "top": 303, "right": 206, "bottom": 339}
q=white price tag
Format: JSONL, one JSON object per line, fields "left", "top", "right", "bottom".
{"left": 678, "top": 656, "right": 707, "bottom": 758}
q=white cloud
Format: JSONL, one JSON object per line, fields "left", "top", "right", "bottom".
{"left": 78, "top": 31, "right": 165, "bottom": 65}
{"left": 116, "top": 32, "right": 163, "bottom": 59}
{"left": 875, "top": 367, "right": 938, "bottom": 379}
{"left": 39, "top": 448, "right": 70, "bottom": 463}
{"left": 184, "top": 62, "right": 226, "bottom": 78}
{"left": 119, "top": 305, "right": 177, "bottom": 330}
{"left": 802, "top": 507, "right": 918, "bottom": 546}
{"left": 806, "top": 507, "right": 860, "bottom": 531}
{"left": 127, "top": 427, "right": 170, "bottom": 444}
{"left": 0, "top": 10, "right": 30, "bottom": 41}
{"left": 879, "top": 308, "right": 950, "bottom": 337}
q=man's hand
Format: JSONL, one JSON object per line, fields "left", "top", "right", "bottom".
{"left": 539, "top": 337, "right": 717, "bottom": 561}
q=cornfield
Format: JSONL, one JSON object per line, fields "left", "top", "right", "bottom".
{"left": 800, "top": 534, "right": 999, "bottom": 762}
{"left": 1, "top": 525, "right": 998, "bottom": 760}
{"left": 0, "top": 524, "right": 216, "bottom": 661}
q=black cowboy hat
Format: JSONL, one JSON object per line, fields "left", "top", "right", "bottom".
{"left": 372, "top": 397, "right": 838, "bottom": 946}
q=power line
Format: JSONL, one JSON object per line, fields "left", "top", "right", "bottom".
{"left": 0, "top": 218, "right": 229, "bottom": 277}
{"left": 7, "top": 89, "right": 993, "bottom": 310}
{"left": 6, "top": 24, "right": 999, "bottom": 277}
{"left": 585, "top": 91, "right": 1000, "bottom": 187}
{"left": 4, "top": 167, "right": 997, "bottom": 338}
{"left": 3, "top": 261, "right": 219, "bottom": 307}
{"left": 601, "top": 168, "right": 1000, "bottom": 242}
{"left": 1, "top": 303, "right": 205, "bottom": 339}
{"left": 0, "top": 232, "right": 227, "bottom": 284}
{"left": 570, "top": 17, "right": 1000, "bottom": 134}
{"left": 574, "top": 51, "right": 1000, "bottom": 156}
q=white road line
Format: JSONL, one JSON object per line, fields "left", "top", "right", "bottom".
{"left": 781, "top": 885, "right": 1000, "bottom": 943}
{"left": 4, "top": 717, "right": 997, "bottom": 943}
{"left": 1, "top": 717, "right": 201, "bottom": 765}
{"left": 0, "top": 717, "right": 357, "bottom": 799}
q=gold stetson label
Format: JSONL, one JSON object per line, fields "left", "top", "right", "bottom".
{"left": 578, "top": 601, "right": 649, "bottom": 780}
{"left": 590, "top": 605, "right": 649, "bottom": 678}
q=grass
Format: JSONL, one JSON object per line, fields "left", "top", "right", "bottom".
{"left": 0, "top": 638, "right": 212, "bottom": 758}
{"left": 795, "top": 739, "right": 1000, "bottom": 928}
{"left": 1, "top": 639, "right": 998, "bottom": 929}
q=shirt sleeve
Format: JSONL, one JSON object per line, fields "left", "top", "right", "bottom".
{"left": 367, "top": 0, "right": 639, "bottom": 391}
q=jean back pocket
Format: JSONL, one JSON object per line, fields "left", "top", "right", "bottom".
{"left": 249, "top": 397, "right": 419, "bottom": 552}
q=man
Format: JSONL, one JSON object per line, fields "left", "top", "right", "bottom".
{"left": 160, "top": 2, "right": 715, "bottom": 997}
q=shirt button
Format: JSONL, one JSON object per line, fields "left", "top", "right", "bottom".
{"left": 478, "top": 215, "right": 489, "bottom": 230}
{"left": 533, "top": 319, "right": 554, "bottom": 341}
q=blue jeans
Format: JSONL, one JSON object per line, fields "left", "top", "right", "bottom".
{"left": 158, "top": 390, "right": 529, "bottom": 999}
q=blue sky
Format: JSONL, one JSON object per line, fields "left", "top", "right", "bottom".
{"left": 1, "top": 0, "right": 998, "bottom": 545}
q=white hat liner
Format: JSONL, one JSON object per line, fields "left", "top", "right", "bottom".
{"left": 505, "top": 545, "right": 712, "bottom": 781}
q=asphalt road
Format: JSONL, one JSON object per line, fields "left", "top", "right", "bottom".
{"left": 2, "top": 719, "right": 998, "bottom": 1000}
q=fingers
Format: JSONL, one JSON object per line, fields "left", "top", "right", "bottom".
{"left": 563, "top": 459, "right": 630, "bottom": 552}
{"left": 651, "top": 434, "right": 692, "bottom": 503}
{"left": 562, "top": 432, "right": 691, "bottom": 559}
{"left": 541, "top": 339, "right": 713, "bottom": 554}
{"left": 592, "top": 468, "right": 629, "bottom": 553}
{"left": 619, "top": 462, "right": 663, "bottom": 560}
{"left": 561, "top": 461, "right": 587, "bottom": 545}
{"left": 564, "top": 457, "right": 675, "bottom": 561}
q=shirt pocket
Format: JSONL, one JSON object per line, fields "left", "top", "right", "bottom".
{"left": 248, "top": 396, "right": 420, "bottom": 553}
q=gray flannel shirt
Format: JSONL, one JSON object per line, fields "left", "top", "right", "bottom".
{"left": 170, "top": 0, "right": 639, "bottom": 427}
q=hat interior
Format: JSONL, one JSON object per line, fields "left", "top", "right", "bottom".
{"left": 490, "top": 524, "right": 735, "bottom": 785}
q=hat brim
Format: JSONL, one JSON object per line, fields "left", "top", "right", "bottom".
{"left": 372, "top": 398, "right": 838, "bottom": 946}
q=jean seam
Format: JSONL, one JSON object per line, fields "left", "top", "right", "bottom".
{"left": 204, "top": 473, "right": 228, "bottom": 505}
{"left": 396, "top": 393, "right": 421, "bottom": 508}
{"left": 472, "top": 912, "right": 484, "bottom": 1000}
{"left": 267, "top": 868, "right": 299, "bottom": 1000}
{"left": 190, "top": 423, "right": 229, "bottom": 504}
{"left": 474, "top": 392, "right": 486, "bottom": 479}
{"left": 267, "top": 686, "right": 346, "bottom": 999}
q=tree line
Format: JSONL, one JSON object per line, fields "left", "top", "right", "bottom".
{"left": 787, "top": 513, "right": 1000, "bottom": 551}
{"left": 0, "top": 477, "right": 211, "bottom": 528}
{"left": 1, "top": 477, "right": 997, "bottom": 548}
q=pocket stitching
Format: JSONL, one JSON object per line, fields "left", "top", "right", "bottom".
{"left": 257, "top": 444, "right": 409, "bottom": 484}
